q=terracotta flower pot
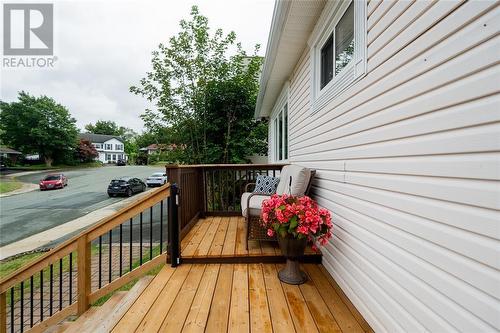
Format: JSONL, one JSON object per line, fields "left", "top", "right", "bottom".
{"left": 277, "top": 235, "right": 307, "bottom": 285}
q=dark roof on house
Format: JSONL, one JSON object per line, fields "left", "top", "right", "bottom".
{"left": 0, "top": 146, "right": 22, "bottom": 154}
{"left": 78, "top": 133, "right": 124, "bottom": 143}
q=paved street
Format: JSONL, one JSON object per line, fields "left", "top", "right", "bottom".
{"left": 0, "top": 165, "right": 165, "bottom": 247}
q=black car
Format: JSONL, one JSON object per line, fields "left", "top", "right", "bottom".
{"left": 107, "top": 177, "right": 146, "bottom": 197}
{"left": 116, "top": 159, "right": 126, "bottom": 166}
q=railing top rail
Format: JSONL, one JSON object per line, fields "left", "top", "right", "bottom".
{"left": 165, "top": 163, "right": 288, "bottom": 169}
{"left": 0, "top": 184, "right": 171, "bottom": 292}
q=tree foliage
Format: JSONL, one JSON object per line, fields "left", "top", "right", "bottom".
{"left": 75, "top": 139, "right": 98, "bottom": 162}
{"left": 131, "top": 6, "right": 267, "bottom": 164}
{"left": 84, "top": 120, "right": 136, "bottom": 140}
{"left": 0, "top": 92, "right": 78, "bottom": 166}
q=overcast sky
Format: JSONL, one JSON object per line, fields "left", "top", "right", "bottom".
{"left": 0, "top": 0, "right": 274, "bottom": 132}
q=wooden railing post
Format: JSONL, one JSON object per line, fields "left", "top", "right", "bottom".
{"left": 77, "top": 236, "right": 91, "bottom": 315}
{"left": 0, "top": 292, "right": 6, "bottom": 333}
{"left": 168, "top": 183, "right": 181, "bottom": 267}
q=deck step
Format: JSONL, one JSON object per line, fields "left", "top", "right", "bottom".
{"left": 57, "top": 276, "right": 153, "bottom": 333}
{"left": 58, "top": 306, "right": 99, "bottom": 333}
{"left": 88, "top": 276, "right": 154, "bottom": 333}
{"left": 62, "top": 292, "right": 126, "bottom": 333}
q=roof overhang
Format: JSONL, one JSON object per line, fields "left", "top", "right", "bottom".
{"left": 255, "top": 0, "right": 326, "bottom": 118}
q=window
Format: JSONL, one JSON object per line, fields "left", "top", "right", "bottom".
{"left": 115, "top": 144, "right": 123, "bottom": 151}
{"left": 310, "top": 0, "right": 366, "bottom": 112}
{"left": 320, "top": 35, "right": 333, "bottom": 89}
{"left": 105, "top": 144, "right": 112, "bottom": 150}
{"left": 272, "top": 103, "right": 288, "bottom": 162}
{"left": 106, "top": 154, "right": 111, "bottom": 161}
{"left": 334, "top": 2, "right": 354, "bottom": 76}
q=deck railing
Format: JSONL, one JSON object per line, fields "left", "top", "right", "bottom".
{"left": 0, "top": 185, "right": 172, "bottom": 333}
{"left": 0, "top": 163, "right": 286, "bottom": 332}
{"left": 166, "top": 164, "right": 286, "bottom": 235}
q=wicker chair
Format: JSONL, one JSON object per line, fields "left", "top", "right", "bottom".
{"left": 242, "top": 165, "right": 316, "bottom": 249}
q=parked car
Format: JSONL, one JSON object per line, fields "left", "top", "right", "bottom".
{"left": 146, "top": 172, "right": 168, "bottom": 187}
{"left": 39, "top": 174, "right": 68, "bottom": 190}
{"left": 116, "top": 159, "right": 126, "bottom": 166}
{"left": 107, "top": 177, "right": 146, "bottom": 197}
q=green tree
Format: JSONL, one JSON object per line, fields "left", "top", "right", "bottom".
{"left": 84, "top": 120, "right": 136, "bottom": 139}
{"left": 131, "top": 6, "right": 266, "bottom": 164}
{"left": 0, "top": 92, "right": 78, "bottom": 166}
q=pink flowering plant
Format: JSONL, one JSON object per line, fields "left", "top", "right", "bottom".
{"left": 261, "top": 194, "right": 333, "bottom": 250}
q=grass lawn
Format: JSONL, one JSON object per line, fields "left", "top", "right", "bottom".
{"left": 8, "top": 162, "right": 104, "bottom": 171}
{"left": 0, "top": 179, "right": 23, "bottom": 193}
{"left": 0, "top": 252, "right": 44, "bottom": 279}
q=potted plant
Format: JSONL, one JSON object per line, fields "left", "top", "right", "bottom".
{"left": 261, "top": 194, "right": 333, "bottom": 284}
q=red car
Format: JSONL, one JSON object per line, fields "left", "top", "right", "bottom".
{"left": 39, "top": 173, "right": 68, "bottom": 190}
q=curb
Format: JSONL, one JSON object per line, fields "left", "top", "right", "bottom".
{"left": 0, "top": 182, "right": 39, "bottom": 198}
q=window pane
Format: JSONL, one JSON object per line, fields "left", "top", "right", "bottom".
{"left": 278, "top": 111, "right": 283, "bottom": 160}
{"left": 274, "top": 118, "right": 278, "bottom": 160}
{"left": 320, "top": 34, "right": 334, "bottom": 89}
{"left": 284, "top": 104, "right": 288, "bottom": 160}
{"left": 335, "top": 2, "right": 354, "bottom": 75}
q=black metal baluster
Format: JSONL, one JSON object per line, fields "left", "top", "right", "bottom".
{"left": 49, "top": 264, "right": 53, "bottom": 316}
{"left": 10, "top": 287, "right": 14, "bottom": 333}
{"left": 98, "top": 236, "right": 102, "bottom": 288}
{"left": 20, "top": 281, "right": 24, "bottom": 332}
{"left": 119, "top": 224, "right": 123, "bottom": 276}
{"left": 160, "top": 200, "right": 163, "bottom": 253}
{"left": 109, "top": 230, "right": 112, "bottom": 283}
{"left": 59, "top": 258, "right": 63, "bottom": 311}
{"left": 69, "top": 253, "right": 73, "bottom": 305}
{"left": 30, "top": 276, "right": 33, "bottom": 327}
{"left": 129, "top": 218, "right": 133, "bottom": 272}
{"left": 150, "top": 207, "right": 153, "bottom": 260}
{"left": 40, "top": 270, "right": 43, "bottom": 321}
{"left": 140, "top": 212, "right": 143, "bottom": 265}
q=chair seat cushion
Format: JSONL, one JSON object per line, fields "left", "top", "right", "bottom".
{"left": 241, "top": 192, "right": 269, "bottom": 217}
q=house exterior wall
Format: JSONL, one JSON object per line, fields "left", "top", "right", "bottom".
{"left": 93, "top": 138, "right": 126, "bottom": 163}
{"left": 280, "top": 2, "right": 499, "bottom": 332}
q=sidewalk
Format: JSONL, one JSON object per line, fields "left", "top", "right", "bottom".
{"left": 0, "top": 169, "right": 51, "bottom": 198}
{"left": 0, "top": 190, "right": 153, "bottom": 260}
{"left": 0, "top": 182, "right": 38, "bottom": 198}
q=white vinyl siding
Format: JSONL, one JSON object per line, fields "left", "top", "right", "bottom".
{"left": 284, "top": 1, "right": 500, "bottom": 332}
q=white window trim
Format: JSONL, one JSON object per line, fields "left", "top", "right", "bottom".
{"left": 270, "top": 83, "right": 289, "bottom": 163}
{"left": 308, "top": 0, "right": 367, "bottom": 114}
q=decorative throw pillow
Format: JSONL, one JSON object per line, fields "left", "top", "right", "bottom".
{"left": 253, "top": 175, "right": 280, "bottom": 195}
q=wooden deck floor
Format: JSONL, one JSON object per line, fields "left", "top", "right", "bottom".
{"left": 111, "top": 263, "right": 373, "bottom": 333}
{"left": 181, "top": 216, "right": 320, "bottom": 262}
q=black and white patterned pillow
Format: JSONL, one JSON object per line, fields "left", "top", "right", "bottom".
{"left": 253, "top": 175, "right": 279, "bottom": 195}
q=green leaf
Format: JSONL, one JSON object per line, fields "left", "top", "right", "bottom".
{"left": 289, "top": 216, "right": 298, "bottom": 230}
{"left": 278, "top": 225, "right": 287, "bottom": 238}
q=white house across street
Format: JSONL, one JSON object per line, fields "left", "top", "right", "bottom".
{"left": 78, "top": 133, "right": 127, "bottom": 163}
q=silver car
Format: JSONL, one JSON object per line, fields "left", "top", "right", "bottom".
{"left": 146, "top": 172, "right": 168, "bottom": 187}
